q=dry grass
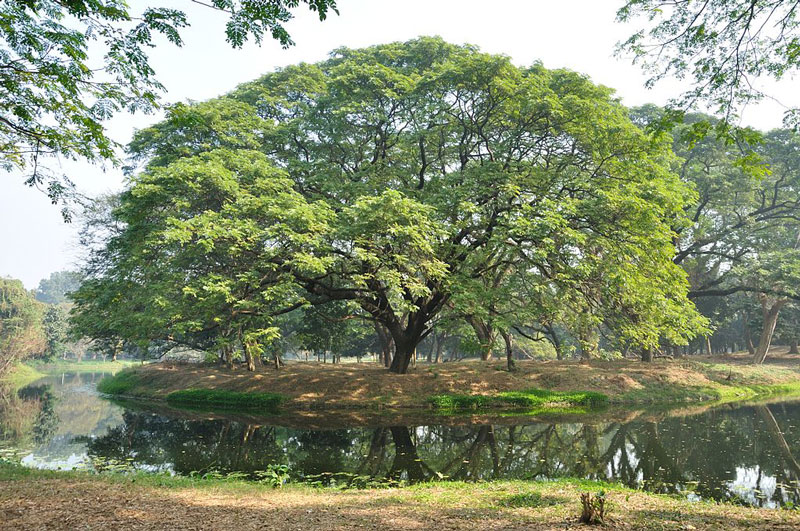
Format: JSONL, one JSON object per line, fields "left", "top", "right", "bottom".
{"left": 1, "top": 472, "right": 799, "bottom": 530}
{"left": 105, "top": 347, "right": 800, "bottom": 412}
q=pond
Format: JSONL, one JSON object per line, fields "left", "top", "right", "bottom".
{"left": 3, "top": 371, "right": 800, "bottom": 508}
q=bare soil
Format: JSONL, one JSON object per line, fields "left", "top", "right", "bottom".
{"left": 119, "top": 348, "right": 800, "bottom": 410}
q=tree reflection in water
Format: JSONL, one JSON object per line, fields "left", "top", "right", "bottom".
{"left": 82, "top": 402, "right": 800, "bottom": 507}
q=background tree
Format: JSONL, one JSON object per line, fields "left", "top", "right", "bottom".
{"left": 41, "top": 305, "right": 69, "bottom": 361}
{"left": 34, "top": 271, "right": 81, "bottom": 305}
{"left": 0, "top": 278, "right": 45, "bottom": 375}
{"left": 618, "top": 0, "right": 800, "bottom": 127}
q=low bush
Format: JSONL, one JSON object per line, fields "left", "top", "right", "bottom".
{"left": 165, "top": 388, "right": 286, "bottom": 412}
{"left": 428, "top": 388, "right": 608, "bottom": 410}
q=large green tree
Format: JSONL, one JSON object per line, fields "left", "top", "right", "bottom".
{"left": 73, "top": 38, "right": 704, "bottom": 374}
{"left": 0, "top": 278, "right": 45, "bottom": 375}
{"left": 2, "top": 0, "right": 337, "bottom": 213}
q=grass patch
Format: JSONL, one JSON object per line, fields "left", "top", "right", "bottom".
{"left": 428, "top": 388, "right": 608, "bottom": 411}
{"left": 96, "top": 368, "right": 144, "bottom": 395}
{"left": 30, "top": 359, "right": 137, "bottom": 374}
{"left": 165, "top": 388, "right": 287, "bottom": 412}
{"left": 0, "top": 364, "right": 45, "bottom": 390}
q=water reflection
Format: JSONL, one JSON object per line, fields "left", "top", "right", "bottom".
{"left": 4, "top": 373, "right": 800, "bottom": 508}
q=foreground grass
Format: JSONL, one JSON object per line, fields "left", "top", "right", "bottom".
{"left": 0, "top": 461, "right": 797, "bottom": 530}
{"left": 93, "top": 350, "right": 800, "bottom": 415}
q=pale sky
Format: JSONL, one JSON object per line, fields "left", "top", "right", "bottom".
{"left": 0, "top": 0, "right": 794, "bottom": 289}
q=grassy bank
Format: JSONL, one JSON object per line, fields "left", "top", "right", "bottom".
{"left": 0, "top": 461, "right": 796, "bottom": 530}
{"left": 94, "top": 350, "right": 800, "bottom": 414}
{"left": 1, "top": 359, "right": 136, "bottom": 391}
{"left": 27, "top": 359, "right": 137, "bottom": 374}
{"left": 0, "top": 363, "right": 46, "bottom": 389}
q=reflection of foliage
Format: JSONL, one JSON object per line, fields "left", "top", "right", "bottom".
{"left": 16, "top": 385, "right": 58, "bottom": 445}
{"left": 0, "top": 383, "right": 57, "bottom": 447}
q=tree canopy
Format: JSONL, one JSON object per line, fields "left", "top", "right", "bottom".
{"left": 618, "top": 0, "right": 800, "bottom": 126}
{"left": 71, "top": 38, "right": 706, "bottom": 373}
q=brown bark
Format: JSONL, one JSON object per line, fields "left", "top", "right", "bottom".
{"left": 243, "top": 341, "right": 256, "bottom": 372}
{"left": 468, "top": 317, "right": 494, "bottom": 361}
{"left": 790, "top": 340, "right": 799, "bottom": 355}
{"left": 641, "top": 348, "right": 653, "bottom": 362}
{"left": 500, "top": 330, "right": 515, "bottom": 372}
{"left": 753, "top": 294, "right": 787, "bottom": 364}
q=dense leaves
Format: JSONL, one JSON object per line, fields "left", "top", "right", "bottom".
{"left": 72, "top": 38, "right": 706, "bottom": 373}
{"left": 1, "top": 0, "right": 337, "bottom": 213}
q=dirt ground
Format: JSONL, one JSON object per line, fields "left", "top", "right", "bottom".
{"left": 118, "top": 348, "right": 800, "bottom": 409}
{"left": 2, "top": 476, "right": 800, "bottom": 530}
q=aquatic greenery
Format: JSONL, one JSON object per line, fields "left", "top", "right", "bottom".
{"left": 428, "top": 388, "right": 608, "bottom": 410}
{"left": 165, "top": 389, "right": 287, "bottom": 412}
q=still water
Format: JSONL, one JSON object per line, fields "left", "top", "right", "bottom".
{"left": 3, "top": 371, "right": 800, "bottom": 508}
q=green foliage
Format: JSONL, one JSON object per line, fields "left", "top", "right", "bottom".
{"left": 618, "top": 0, "right": 800, "bottom": 127}
{"left": 34, "top": 271, "right": 82, "bottom": 305}
{"left": 2, "top": 0, "right": 337, "bottom": 212}
{"left": 74, "top": 38, "right": 705, "bottom": 373}
{"left": 0, "top": 278, "right": 45, "bottom": 374}
{"left": 165, "top": 389, "right": 287, "bottom": 412}
{"left": 41, "top": 305, "right": 68, "bottom": 361}
{"left": 96, "top": 369, "right": 141, "bottom": 395}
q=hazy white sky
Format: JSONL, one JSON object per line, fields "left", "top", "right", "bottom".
{"left": 0, "top": 0, "right": 794, "bottom": 288}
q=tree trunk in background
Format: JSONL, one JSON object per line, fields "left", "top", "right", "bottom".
{"left": 375, "top": 323, "right": 394, "bottom": 368}
{"left": 224, "top": 345, "right": 233, "bottom": 369}
{"left": 468, "top": 318, "right": 495, "bottom": 361}
{"left": 243, "top": 341, "right": 256, "bottom": 372}
{"left": 743, "top": 311, "right": 756, "bottom": 355}
{"left": 501, "top": 330, "right": 515, "bottom": 372}
{"left": 641, "top": 348, "right": 653, "bottom": 363}
{"left": 790, "top": 340, "right": 799, "bottom": 355}
{"left": 579, "top": 328, "right": 598, "bottom": 361}
{"left": 753, "top": 295, "right": 787, "bottom": 364}
{"left": 112, "top": 340, "right": 122, "bottom": 362}
{"left": 434, "top": 333, "right": 444, "bottom": 363}
{"left": 273, "top": 351, "right": 283, "bottom": 370}
{"left": 705, "top": 336, "right": 712, "bottom": 357}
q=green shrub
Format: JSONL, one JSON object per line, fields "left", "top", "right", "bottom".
{"left": 428, "top": 388, "right": 608, "bottom": 410}
{"left": 96, "top": 369, "right": 141, "bottom": 395}
{"left": 165, "top": 389, "right": 286, "bottom": 411}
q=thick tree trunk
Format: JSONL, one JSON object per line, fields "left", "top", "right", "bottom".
{"left": 790, "top": 340, "right": 799, "bottom": 355}
{"left": 390, "top": 342, "right": 414, "bottom": 374}
{"left": 434, "top": 333, "right": 444, "bottom": 364}
{"left": 224, "top": 344, "right": 233, "bottom": 369}
{"left": 641, "top": 348, "right": 653, "bottom": 363}
{"left": 753, "top": 295, "right": 786, "bottom": 364}
{"left": 501, "top": 330, "right": 515, "bottom": 372}
{"left": 579, "top": 327, "right": 598, "bottom": 361}
{"left": 467, "top": 317, "right": 494, "bottom": 361}
{"left": 112, "top": 340, "right": 122, "bottom": 362}
{"left": 243, "top": 342, "right": 256, "bottom": 372}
